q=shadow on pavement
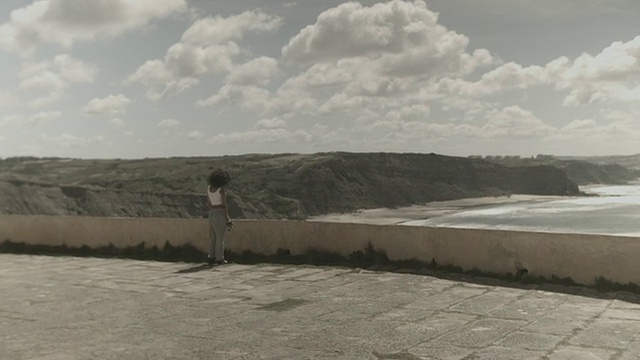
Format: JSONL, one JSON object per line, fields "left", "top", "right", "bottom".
{"left": 175, "top": 263, "right": 215, "bottom": 274}
{"left": 4, "top": 239, "right": 640, "bottom": 304}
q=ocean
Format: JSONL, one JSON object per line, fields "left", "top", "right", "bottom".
{"left": 402, "top": 183, "right": 640, "bottom": 237}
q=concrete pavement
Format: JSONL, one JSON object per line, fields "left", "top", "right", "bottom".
{"left": 2, "top": 254, "right": 640, "bottom": 359}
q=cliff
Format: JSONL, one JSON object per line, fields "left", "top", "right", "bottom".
{"left": 271, "top": 152, "right": 578, "bottom": 216}
{"left": 484, "top": 156, "right": 640, "bottom": 185}
{"left": 554, "top": 161, "right": 639, "bottom": 185}
{"left": 0, "top": 179, "right": 209, "bottom": 218}
{"left": 0, "top": 153, "right": 581, "bottom": 219}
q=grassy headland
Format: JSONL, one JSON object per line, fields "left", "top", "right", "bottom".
{"left": 0, "top": 152, "right": 633, "bottom": 220}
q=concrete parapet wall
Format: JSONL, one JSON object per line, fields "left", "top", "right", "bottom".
{"left": 2, "top": 215, "right": 639, "bottom": 286}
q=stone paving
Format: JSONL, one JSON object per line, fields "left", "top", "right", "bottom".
{"left": 3, "top": 254, "right": 640, "bottom": 359}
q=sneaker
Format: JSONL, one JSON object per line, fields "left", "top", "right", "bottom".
{"left": 217, "top": 259, "right": 228, "bottom": 265}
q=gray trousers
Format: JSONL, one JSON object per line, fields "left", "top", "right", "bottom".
{"left": 208, "top": 209, "right": 227, "bottom": 261}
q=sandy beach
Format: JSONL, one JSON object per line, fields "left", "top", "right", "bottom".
{"left": 307, "top": 194, "right": 567, "bottom": 226}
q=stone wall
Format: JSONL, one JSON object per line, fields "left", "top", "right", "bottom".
{"left": 2, "top": 215, "right": 640, "bottom": 286}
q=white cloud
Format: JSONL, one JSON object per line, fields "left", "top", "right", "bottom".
{"left": 481, "top": 106, "right": 555, "bottom": 138}
{"left": 266, "top": 87, "right": 318, "bottom": 117}
{"left": 226, "top": 56, "right": 279, "bottom": 86}
{"left": 158, "top": 119, "right": 181, "bottom": 128}
{"left": 127, "top": 9, "right": 281, "bottom": 100}
{"left": 37, "top": 133, "right": 106, "bottom": 149}
{"left": 261, "top": 62, "right": 353, "bottom": 117}
{"left": 316, "top": 92, "right": 367, "bottom": 115}
{"left": 185, "top": 1, "right": 502, "bottom": 125}
{"left": 0, "top": 91, "right": 19, "bottom": 108}
{"left": 84, "top": 94, "right": 131, "bottom": 115}
{"left": 554, "top": 35, "right": 640, "bottom": 105}
{"left": 124, "top": 58, "right": 201, "bottom": 100}
{"left": 285, "top": 62, "right": 353, "bottom": 89}
{"left": 561, "top": 36, "right": 640, "bottom": 83}
{"left": 282, "top": 0, "right": 493, "bottom": 78}
{"left": 546, "top": 118, "right": 640, "bottom": 150}
{"left": 563, "top": 83, "right": 640, "bottom": 106}
{"left": 198, "top": 84, "right": 270, "bottom": 112}
{"left": 562, "top": 119, "right": 598, "bottom": 131}
{"left": 313, "top": 127, "right": 352, "bottom": 147}
{"left": 254, "top": 118, "right": 286, "bottom": 129}
{"left": 209, "top": 128, "right": 311, "bottom": 144}
{"left": 0, "top": 115, "right": 22, "bottom": 128}
{"left": 283, "top": 1, "right": 423, "bottom": 62}
{"left": 19, "top": 54, "right": 98, "bottom": 108}
{"left": 164, "top": 42, "right": 239, "bottom": 78}
{"left": 110, "top": 118, "right": 126, "bottom": 127}
{"left": 384, "top": 104, "right": 431, "bottom": 121}
{"left": 356, "top": 118, "right": 458, "bottom": 140}
{"left": 181, "top": 10, "right": 281, "bottom": 45}
{"left": 353, "top": 105, "right": 554, "bottom": 143}
{"left": 261, "top": 0, "right": 497, "bottom": 121}
{"left": 186, "top": 130, "right": 204, "bottom": 140}
{"left": 0, "top": 0, "right": 187, "bottom": 55}
{"left": 435, "top": 62, "right": 549, "bottom": 98}
{"left": 268, "top": 58, "right": 408, "bottom": 118}
{"left": 30, "top": 110, "right": 61, "bottom": 124}
{"left": 197, "top": 56, "right": 279, "bottom": 111}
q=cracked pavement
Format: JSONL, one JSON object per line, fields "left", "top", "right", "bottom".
{"left": 2, "top": 254, "right": 640, "bottom": 359}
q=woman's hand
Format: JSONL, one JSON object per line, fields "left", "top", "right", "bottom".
{"left": 226, "top": 221, "right": 234, "bottom": 231}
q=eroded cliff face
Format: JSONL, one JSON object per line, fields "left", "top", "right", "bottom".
{"left": 0, "top": 153, "right": 582, "bottom": 219}
{"left": 0, "top": 180, "right": 209, "bottom": 218}
{"left": 277, "top": 153, "right": 579, "bottom": 216}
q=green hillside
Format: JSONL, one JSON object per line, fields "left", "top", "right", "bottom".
{"left": 0, "top": 152, "right": 592, "bottom": 219}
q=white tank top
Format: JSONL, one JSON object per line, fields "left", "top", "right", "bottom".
{"left": 207, "top": 187, "right": 223, "bottom": 206}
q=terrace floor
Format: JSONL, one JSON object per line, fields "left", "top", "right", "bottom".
{"left": 2, "top": 254, "right": 640, "bottom": 359}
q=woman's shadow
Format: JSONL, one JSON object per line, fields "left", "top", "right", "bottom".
{"left": 174, "top": 263, "right": 215, "bottom": 274}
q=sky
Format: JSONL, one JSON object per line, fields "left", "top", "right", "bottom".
{"left": 0, "top": 0, "right": 639, "bottom": 159}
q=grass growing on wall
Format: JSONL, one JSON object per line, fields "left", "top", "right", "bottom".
{"left": 0, "top": 239, "right": 204, "bottom": 263}
{"left": 2, "top": 238, "right": 639, "bottom": 295}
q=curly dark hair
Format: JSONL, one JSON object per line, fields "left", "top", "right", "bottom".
{"left": 208, "top": 168, "right": 231, "bottom": 188}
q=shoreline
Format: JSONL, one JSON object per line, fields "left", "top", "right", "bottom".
{"left": 307, "top": 194, "right": 568, "bottom": 226}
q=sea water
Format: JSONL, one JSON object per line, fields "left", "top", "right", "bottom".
{"left": 402, "top": 183, "right": 640, "bottom": 236}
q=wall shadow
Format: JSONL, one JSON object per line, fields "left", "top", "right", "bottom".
{"left": 2, "top": 239, "right": 640, "bottom": 304}
{"left": 175, "top": 263, "right": 215, "bottom": 273}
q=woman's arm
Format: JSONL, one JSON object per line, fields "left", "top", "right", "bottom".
{"left": 221, "top": 188, "right": 233, "bottom": 228}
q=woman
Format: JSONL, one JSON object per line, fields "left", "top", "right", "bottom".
{"left": 206, "top": 168, "right": 233, "bottom": 265}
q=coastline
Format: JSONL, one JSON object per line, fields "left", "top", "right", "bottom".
{"left": 307, "top": 194, "right": 567, "bottom": 226}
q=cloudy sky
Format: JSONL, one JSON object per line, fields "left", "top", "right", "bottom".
{"left": 0, "top": 0, "right": 639, "bottom": 159}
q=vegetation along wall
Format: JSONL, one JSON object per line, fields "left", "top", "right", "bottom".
{"left": 2, "top": 215, "right": 640, "bottom": 287}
